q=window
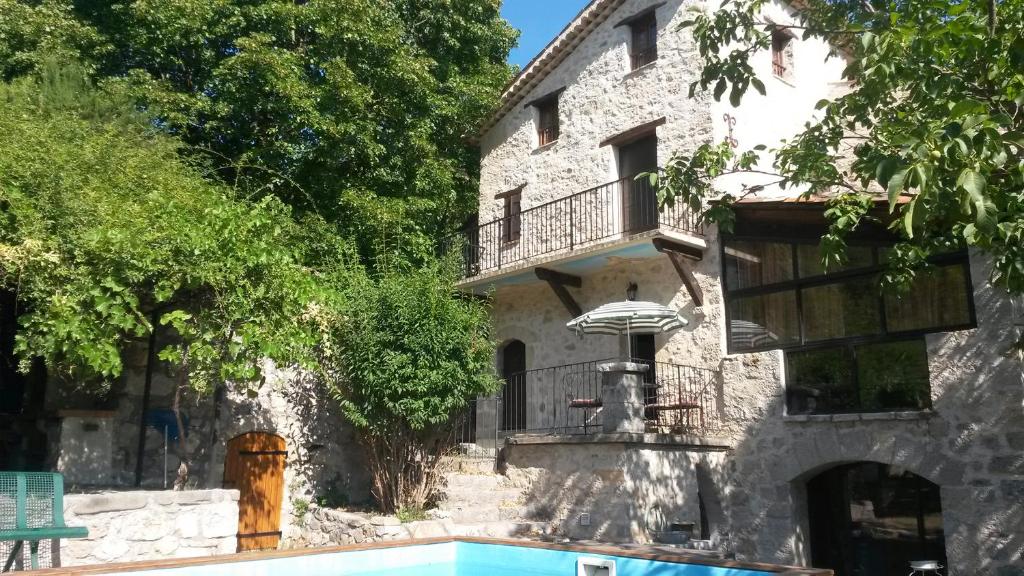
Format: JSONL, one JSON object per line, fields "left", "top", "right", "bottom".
{"left": 786, "top": 339, "right": 931, "bottom": 414}
{"left": 723, "top": 238, "right": 974, "bottom": 353}
{"left": 535, "top": 96, "right": 559, "bottom": 146}
{"left": 629, "top": 12, "right": 658, "bottom": 69}
{"left": 722, "top": 234, "right": 975, "bottom": 415}
{"left": 500, "top": 189, "right": 522, "bottom": 243}
{"left": 771, "top": 28, "right": 794, "bottom": 80}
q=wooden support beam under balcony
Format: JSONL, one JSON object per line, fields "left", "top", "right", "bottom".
{"left": 535, "top": 267, "right": 582, "bottom": 317}
{"left": 653, "top": 238, "right": 703, "bottom": 307}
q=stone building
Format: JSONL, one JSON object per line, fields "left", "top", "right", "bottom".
{"left": 447, "top": 0, "right": 1024, "bottom": 575}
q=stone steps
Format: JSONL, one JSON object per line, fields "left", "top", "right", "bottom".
{"left": 436, "top": 459, "right": 530, "bottom": 524}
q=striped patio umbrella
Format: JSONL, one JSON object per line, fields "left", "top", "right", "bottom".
{"left": 566, "top": 300, "right": 687, "bottom": 357}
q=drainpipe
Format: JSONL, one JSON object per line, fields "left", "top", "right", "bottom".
{"left": 133, "top": 312, "right": 158, "bottom": 487}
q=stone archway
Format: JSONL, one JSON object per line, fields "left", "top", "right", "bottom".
{"left": 805, "top": 462, "right": 947, "bottom": 576}
{"left": 749, "top": 428, "right": 966, "bottom": 571}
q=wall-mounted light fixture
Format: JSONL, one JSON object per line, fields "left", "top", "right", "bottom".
{"left": 626, "top": 282, "right": 638, "bottom": 301}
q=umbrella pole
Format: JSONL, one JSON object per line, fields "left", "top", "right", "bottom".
{"left": 626, "top": 319, "right": 631, "bottom": 360}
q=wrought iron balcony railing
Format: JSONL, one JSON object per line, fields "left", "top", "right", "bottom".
{"left": 453, "top": 357, "right": 721, "bottom": 443}
{"left": 442, "top": 175, "right": 703, "bottom": 279}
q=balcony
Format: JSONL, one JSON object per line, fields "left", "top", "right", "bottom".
{"left": 442, "top": 176, "right": 704, "bottom": 283}
{"left": 455, "top": 358, "right": 723, "bottom": 448}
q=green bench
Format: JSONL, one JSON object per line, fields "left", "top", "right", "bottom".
{"left": 0, "top": 472, "right": 88, "bottom": 571}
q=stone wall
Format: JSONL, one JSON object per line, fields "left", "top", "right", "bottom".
{"left": 484, "top": 245, "right": 1023, "bottom": 575}
{"left": 478, "top": 0, "right": 712, "bottom": 220}
{"left": 504, "top": 437, "right": 729, "bottom": 544}
{"left": 478, "top": 0, "right": 847, "bottom": 218}
{"left": 45, "top": 351, "right": 372, "bottom": 540}
{"left": 717, "top": 254, "right": 1024, "bottom": 576}
{"left": 284, "top": 506, "right": 547, "bottom": 549}
{"left": 475, "top": 243, "right": 725, "bottom": 448}
{"left": 61, "top": 489, "right": 239, "bottom": 566}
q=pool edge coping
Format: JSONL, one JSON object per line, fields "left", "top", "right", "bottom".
{"left": 34, "top": 537, "right": 832, "bottom": 576}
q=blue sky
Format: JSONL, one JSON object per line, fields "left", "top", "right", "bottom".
{"left": 501, "top": 0, "right": 592, "bottom": 68}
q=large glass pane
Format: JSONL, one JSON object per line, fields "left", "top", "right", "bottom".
{"left": 797, "top": 243, "right": 873, "bottom": 277}
{"left": 786, "top": 347, "right": 855, "bottom": 414}
{"left": 802, "top": 277, "right": 884, "bottom": 342}
{"left": 885, "top": 264, "right": 972, "bottom": 332}
{"left": 724, "top": 241, "right": 793, "bottom": 290}
{"left": 856, "top": 339, "right": 930, "bottom": 411}
{"left": 809, "top": 463, "right": 947, "bottom": 576}
{"left": 728, "top": 291, "right": 799, "bottom": 351}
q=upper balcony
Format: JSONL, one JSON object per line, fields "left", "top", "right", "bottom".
{"left": 442, "top": 175, "right": 706, "bottom": 287}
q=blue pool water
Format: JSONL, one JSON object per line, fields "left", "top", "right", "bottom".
{"left": 99, "top": 541, "right": 776, "bottom": 576}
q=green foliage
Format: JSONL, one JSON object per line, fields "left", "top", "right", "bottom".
{"left": 321, "top": 260, "right": 498, "bottom": 434}
{"left": 662, "top": 0, "right": 1024, "bottom": 294}
{"left": 1, "top": 0, "right": 517, "bottom": 264}
{"left": 395, "top": 507, "right": 427, "bottom": 523}
{"left": 0, "top": 63, "right": 321, "bottom": 392}
{"left": 315, "top": 258, "right": 498, "bottom": 512}
{"left": 292, "top": 497, "right": 311, "bottom": 523}
{"left": 0, "top": 0, "right": 108, "bottom": 79}
{"left": 0, "top": 2, "right": 513, "bottom": 508}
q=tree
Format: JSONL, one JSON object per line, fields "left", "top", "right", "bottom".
{"left": 315, "top": 259, "right": 499, "bottom": 513}
{"left": 0, "top": 63, "right": 325, "bottom": 485}
{"left": 2, "top": 0, "right": 518, "bottom": 264}
{"left": 657, "top": 0, "right": 1024, "bottom": 313}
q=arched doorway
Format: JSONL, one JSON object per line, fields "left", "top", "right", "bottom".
{"left": 499, "top": 340, "right": 526, "bottom": 431}
{"left": 223, "top": 432, "right": 287, "bottom": 551}
{"left": 807, "top": 462, "right": 947, "bottom": 575}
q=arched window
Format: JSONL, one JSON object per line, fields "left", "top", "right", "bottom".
{"left": 499, "top": 340, "right": 526, "bottom": 431}
{"left": 807, "top": 462, "right": 946, "bottom": 575}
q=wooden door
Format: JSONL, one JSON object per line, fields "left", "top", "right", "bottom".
{"left": 223, "top": 432, "right": 286, "bottom": 552}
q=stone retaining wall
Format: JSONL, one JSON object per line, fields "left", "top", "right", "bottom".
{"left": 61, "top": 489, "right": 239, "bottom": 566}
{"left": 504, "top": 438, "right": 729, "bottom": 544}
{"left": 284, "top": 505, "right": 547, "bottom": 548}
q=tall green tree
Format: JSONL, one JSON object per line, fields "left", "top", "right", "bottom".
{"left": 0, "top": 64, "right": 326, "bottom": 484}
{"left": 657, "top": 0, "right": 1024, "bottom": 309}
{"left": 1, "top": 0, "right": 517, "bottom": 263}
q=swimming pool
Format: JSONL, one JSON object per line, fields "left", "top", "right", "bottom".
{"left": 38, "top": 538, "right": 830, "bottom": 576}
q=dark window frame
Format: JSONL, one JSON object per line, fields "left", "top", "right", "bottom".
{"left": 535, "top": 96, "right": 560, "bottom": 147}
{"left": 721, "top": 235, "right": 977, "bottom": 355}
{"left": 628, "top": 12, "right": 658, "bottom": 70}
{"left": 784, "top": 336, "right": 934, "bottom": 415}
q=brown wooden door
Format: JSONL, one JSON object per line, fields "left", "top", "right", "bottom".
{"left": 223, "top": 432, "right": 286, "bottom": 552}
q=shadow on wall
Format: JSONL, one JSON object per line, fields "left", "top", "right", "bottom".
{"left": 504, "top": 441, "right": 728, "bottom": 545}
{"left": 717, "top": 254, "right": 1024, "bottom": 575}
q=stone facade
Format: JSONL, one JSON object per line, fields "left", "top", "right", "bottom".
{"left": 480, "top": 0, "right": 711, "bottom": 221}
{"left": 285, "top": 506, "right": 546, "bottom": 549}
{"left": 61, "top": 489, "right": 238, "bottom": 566}
{"left": 44, "top": 353, "right": 372, "bottom": 543}
{"left": 472, "top": 0, "right": 1024, "bottom": 575}
{"left": 479, "top": 0, "right": 847, "bottom": 220}
{"left": 717, "top": 255, "right": 1024, "bottom": 575}
{"left": 505, "top": 438, "right": 728, "bottom": 543}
